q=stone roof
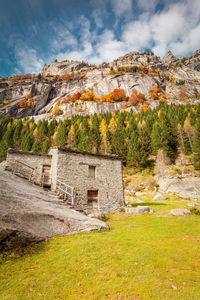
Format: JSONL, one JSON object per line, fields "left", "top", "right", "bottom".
{"left": 7, "top": 148, "right": 51, "bottom": 157}
{"left": 55, "top": 147, "right": 122, "bottom": 160}
{"left": 7, "top": 147, "right": 122, "bottom": 160}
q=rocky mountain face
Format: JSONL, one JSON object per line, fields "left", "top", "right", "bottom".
{"left": 0, "top": 49, "right": 200, "bottom": 119}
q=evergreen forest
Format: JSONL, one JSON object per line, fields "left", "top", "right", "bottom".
{"left": 0, "top": 103, "right": 200, "bottom": 170}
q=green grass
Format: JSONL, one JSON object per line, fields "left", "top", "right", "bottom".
{"left": 1, "top": 196, "right": 200, "bottom": 300}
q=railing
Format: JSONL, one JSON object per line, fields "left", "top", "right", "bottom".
{"left": 56, "top": 179, "right": 75, "bottom": 205}
{"left": 12, "top": 160, "right": 35, "bottom": 181}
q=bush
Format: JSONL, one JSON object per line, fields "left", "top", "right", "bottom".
{"left": 119, "top": 207, "right": 125, "bottom": 213}
{"left": 190, "top": 208, "right": 200, "bottom": 215}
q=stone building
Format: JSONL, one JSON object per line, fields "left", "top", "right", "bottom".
{"left": 5, "top": 147, "right": 124, "bottom": 213}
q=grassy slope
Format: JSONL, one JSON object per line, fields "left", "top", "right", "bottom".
{"left": 1, "top": 195, "right": 200, "bottom": 300}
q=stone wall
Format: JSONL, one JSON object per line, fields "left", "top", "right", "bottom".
{"left": 54, "top": 148, "right": 124, "bottom": 213}
{"left": 6, "top": 149, "right": 52, "bottom": 185}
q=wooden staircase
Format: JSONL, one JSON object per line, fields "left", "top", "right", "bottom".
{"left": 56, "top": 179, "right": 75, "bottom": 205}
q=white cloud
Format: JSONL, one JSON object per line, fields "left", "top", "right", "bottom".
{"left": 51, "top": 29, "right": 77, "bottom": 52}
{"left": 122, "top": 18, "right": 152, "bottom": 51}
{"left": 15, "top": 46, "right": 44, "bottom": 74}
{"left": 14, "top": 0, "right": 200, "bottom": 73}
{"left": 110, "top": 0, "right": 132, "bottom": 16}
{"left": 137, "top": 0, "right": 159, "bottom": 11}
{"left": 95, "top": 30, "right": 127, "bottom": 62}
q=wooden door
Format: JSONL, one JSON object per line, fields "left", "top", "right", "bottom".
{"left": 42, "top": 165, "right": 51, "bottom": 187}
{"left": 87, "top": 190, "right": 98, "bottom": 210}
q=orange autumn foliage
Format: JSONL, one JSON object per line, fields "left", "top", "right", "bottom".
{"left": 25, "top": 93, "right": 30, "bottom": 100}
{"left": 129, "top": 89, "right": 146, "bottom": 105}
{"left": 141, "top": 66, "right": 149, "bottom": 74}
{"left": 52, "top": 106, "right": 62, "bottom": 115}
{"left": 18, "top": 99, "right": 26, "bottom": 108}
{"left": 151, "top": 92, "right": 159, "bottom": 100}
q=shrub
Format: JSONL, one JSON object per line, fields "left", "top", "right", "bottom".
{"left": 190, "top": 208, "right": 200, "bottom": 215}
{"left": 52, "top": 106, "right": 62, "bottom": 115}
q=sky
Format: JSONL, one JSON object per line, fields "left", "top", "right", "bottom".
{"left": 0, "top": 0, "right": 200, "bottom": 77}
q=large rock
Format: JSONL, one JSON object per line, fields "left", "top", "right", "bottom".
{"left": 125, "top": 206, "right": 154, "bottom": 215}
{"left": 0, "top": 171, "right": 108, "bottom": 250}
{"left": 188, "top": 202, "right": 198, "bottom": 207}
{"left": 41, "top": 60, "right": 87, "bottom": 76}
{"left": 153, "top": 193, "right": 166, "bottom": 201}
{"left": 170, "top": 209, "right": 191, "bottom": 216}
{"left": 157, "top": 177, "right": 200, "bottom": 200}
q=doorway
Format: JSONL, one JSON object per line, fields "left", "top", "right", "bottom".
{"left": 87, "top": 190, "right": 98, "bottom": 210}
{"left": 41, "top": 164, "right": 51, "bottom": 187}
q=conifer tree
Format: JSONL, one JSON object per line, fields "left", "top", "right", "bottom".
{"left": 127, "top": 130, "right": 148, "bottom": 168}
{"left": 99, "top": 119, "right": 111, "bottom": 154}
{"left": 48, "top": 119, "right": 57, "bottom": 137}
{"left": 77, "top": 119, "right": 93, "bottom": 152}
{"left": 0, "top": 127, "right": 14, "bottom": 161}
{"left": 151, "top": 114, "right": 178, "bottom": 162}
{"left": 193, "top": 119, "right": 200, "bottom": 170}
{"left": 21, "top": 132, "right": 34, "bottom": 151}
{"left": 41, "top": 139, "right": 51, "bottom": 153}
{"left": 183, "top": 117, "right": 194, "bottom": 152}
{"left": 110, "top": 122, "right": 127, "bottom": 161}
{"left": 67, "top": 125, "right": 75, "bottom": 148}
{"left": 13, "top": 120, "right": 23, "bottom": 149}
{"left": 108, "top": 117, "right": 117, "bottom": 134}
{"left": 54, "top": 123, "right": 68, "bottom": 146}
{"left": 32, "top": 140, "right": 42, "bottom": 152}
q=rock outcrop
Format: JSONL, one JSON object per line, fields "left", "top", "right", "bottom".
{"left": 157, "top": 176, "right": 200, "bottom": 200}
{"left": 0, "top": 171, "right": 109, "bottom": 250}
{"left": 125, "top": 206, "right": 154, "bottom": 215}
{"left": 42, "top": 60, "right": 88, "bottom": 76}
{"left": 162, "top": 50, "right": 178, "bottom": 64}
{"left": 170, "top": 209, "right": 191, "bottom": 216}
{"left": 0, "top": 48, "right": 200, "bottom": 119}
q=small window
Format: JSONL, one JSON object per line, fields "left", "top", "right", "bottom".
{"left": 89, "top": 165, "right": 96, "bottom": 178}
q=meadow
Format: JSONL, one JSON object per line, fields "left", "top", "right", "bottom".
{"left": 1, "top": 194, "right": 200, "bottom": 300}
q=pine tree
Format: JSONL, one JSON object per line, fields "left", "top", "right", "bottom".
{"left": 32, "top": 140, "right": 42, "bottom": 152}
{"left": 99, "top": 119, "right": 111, "bottom": 154}
{"left": 151, "top": 114, "right": 178, "bottom": 162}
{"left": 0, "top": 127, "right": 14, "bottom": 162}
{"left": 13, "top": 120, "right": 23, "bottom": 149}
{"left": 110, "top": 122, "right": 127, "bottom": 161}
{"left": 183, "top": 117, "right": 194, "bottom": 152}
{"left": 108, "top": 117, "right": 117, "bottom": 134}
{"left": 41, "top": 139, "right": 51, "bottom": 153}
{"left": 127, "top": 130, "right": 149, "bottom": 168}
{"left": 67, "top": 125, "right": 75, "bottom": 148}
{"left": 54, "top": 123, "right": 68, "bottom": 146}
{"left": 21, "top": 132, "right": 34, "bottom": 151}
{"left": 48, "top": 119, "right": 58, "bottom": 137}
{"left": 193, "top": 119, "right": 200, "bottom": 170}
{"left": 91, "top": 114, "right": 101, "bottom": 153}
{"left": 77, "top": 119, "right": 93, "bottom": 152}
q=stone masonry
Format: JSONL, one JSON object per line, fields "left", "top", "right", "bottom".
{"left": 5, "top": 147, "right": 124, "bottom": 213}
{"left": 6, "top": 149, "right": 52, "bottom": 185}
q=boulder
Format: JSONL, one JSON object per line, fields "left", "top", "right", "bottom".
{"left": 153, "top": 193, "right": 166, "bottom": 201}
{"left": 188, "top": 202, "right": 198, "bottom": 207}
{"left": 170, "top": 209, "right": 191, "bottom": 216}
{"left": 125, "top": 206, "right": 154, "bottom": 215}
{"left": 135, "top": 192, "right": 145, "bottom": 196}
{"left": 157, "top": 177, "right": 200, "bottom": 200}
{"left": 0, "top": 171, "right": 109, "bottom": 250}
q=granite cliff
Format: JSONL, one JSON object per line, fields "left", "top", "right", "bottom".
{"left": 0, "top": 49, "right": 200, "bottom": 120}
